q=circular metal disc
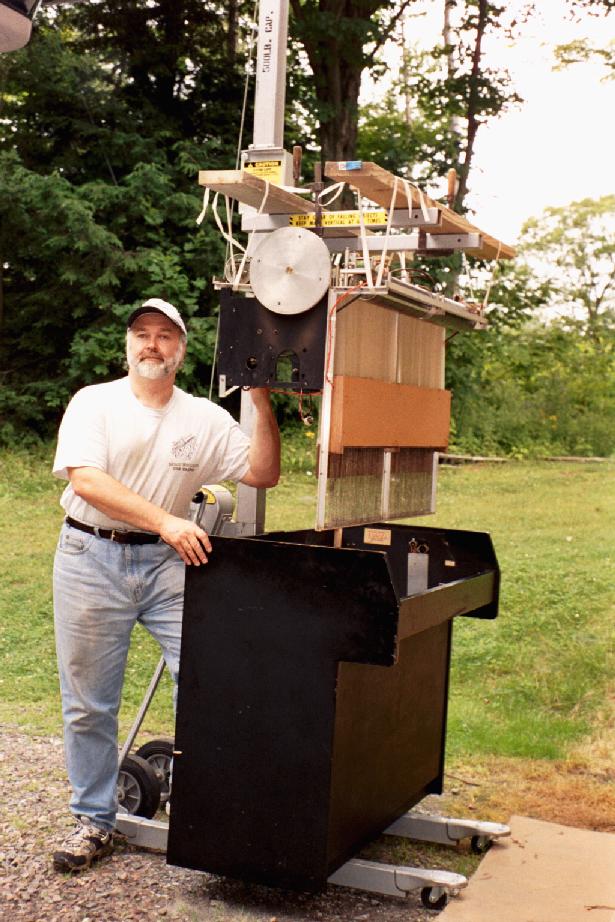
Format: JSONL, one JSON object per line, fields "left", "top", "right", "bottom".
{"left": 249, "top": 227, "right": 331, "bottom": 314}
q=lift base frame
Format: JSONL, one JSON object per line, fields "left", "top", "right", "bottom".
{"left": 115, "top": 810, "right": 510, "bottom": 901}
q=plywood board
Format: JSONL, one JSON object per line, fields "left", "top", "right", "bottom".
{"left": 440, "top": 815, "right": 615, "bottom": 922}
{"left": 198, "top": 169, "right": 368, "bottom": 238}
{"left": 329, "top": 376, "right": 451, "bottom": 454}
{"left": 324, "top": 161, "right": 516, "bottom": 260}
{"left": 198, "top": 169, "right": 316, "bottom": 215}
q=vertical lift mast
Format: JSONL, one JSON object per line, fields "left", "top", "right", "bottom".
{"left": 118, "top": 1, "right": 513, "bottom": 908}
{"left": 235, "top": 0, "right": 289, "bottom": 534}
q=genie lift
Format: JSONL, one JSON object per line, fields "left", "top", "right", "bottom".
{"left": 115, "top": 2, "right": 513, "bottom": 910}
{"left": 2, "top": 0, "right": 510, "bottom": 910}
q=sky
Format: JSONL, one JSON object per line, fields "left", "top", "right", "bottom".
{"left": 361, "top": 0, "right": 615, "bottom": 248}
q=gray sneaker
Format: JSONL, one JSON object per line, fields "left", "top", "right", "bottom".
{"left": 53, "top": 817, "right": 114, "bottom": 872}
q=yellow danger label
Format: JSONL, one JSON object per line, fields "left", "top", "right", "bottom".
{"left": 244, "top": 160, "right": 284, "bottom": 183}
{"left": 363, "top": 527, "right": 392, "bottom": 546}
{"left": 289, "top": 210, "right": 387, "bottom": 227}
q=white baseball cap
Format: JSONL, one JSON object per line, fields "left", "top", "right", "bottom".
{"left": 127, "top": 298, "right": 187, "bottom": 337}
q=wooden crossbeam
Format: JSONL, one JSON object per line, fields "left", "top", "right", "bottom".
{"left": 324, "top": 161, "right": 516, "bottom": 260}
{"left": 198, "top": 169, "right": 370, "bottom": 237}
{"left": 198, "top": 169, "right": 316, "bottom": 215}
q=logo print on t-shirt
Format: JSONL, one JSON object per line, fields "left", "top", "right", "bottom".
{"left": 171, "top": 435, "right": 197, "bottom": 461}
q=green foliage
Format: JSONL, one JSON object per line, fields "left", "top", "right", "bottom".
{"left": 445, "top": 197, "right": 615, "bottom": 458}
{"left": 0, "top": 3, "right": 250, "bottom": 443}
{"left": 520, "top": 195, "right": 615, "bottom": 342}
{"left": 554, "top": 37, "right": 615, "bottom": 79}
{"left": 1, "top": 0, "right": 612, "bottom": 467}
{"left": 358, "top": 2, "right": 523, "bottom": 189}
{"left": 2, "top": 448, "right": 613, "bottom": 766}
{"left": 448, "top": 318, "right": 615, "bottom": 457}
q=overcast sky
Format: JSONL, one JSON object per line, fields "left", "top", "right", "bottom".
{"left": 362, "top": 1, "right": 615, "bottom": 247}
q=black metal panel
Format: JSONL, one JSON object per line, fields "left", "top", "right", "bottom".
{"left": 217, "top": 288, "right": 327, "bottom": 391}
{"left": 262, "top": 524, "right": 500, "bottom": 619}
{"left": 1, "top": 1, "right": 38, "bottom": 16}
{"left": 168, "top": 526, "right": 500, "bottom": 891}
{"left": 168, "top": 537, "right": 399, "bottom": 890}
{"left": 326, "top": 622, "right": 451, "bottom": 871}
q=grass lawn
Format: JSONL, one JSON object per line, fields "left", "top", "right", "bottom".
{"left": 1, "top": 444, "right": 613, "bottom": 775}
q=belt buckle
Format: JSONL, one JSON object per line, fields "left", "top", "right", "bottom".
{"left": 110, "top": 529, "right": 118, "bottom": 542}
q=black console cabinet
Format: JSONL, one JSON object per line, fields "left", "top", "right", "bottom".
{"left": 167, "top": 524, "right": 499, "bottom": 891}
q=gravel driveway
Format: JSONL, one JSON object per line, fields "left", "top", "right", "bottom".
{"left": 2, "top": 726, "right": 435, "bottom": 922}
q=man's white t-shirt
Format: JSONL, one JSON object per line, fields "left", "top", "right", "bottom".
{"left": 53, "top": 377, "right": 251, "bottom": 530}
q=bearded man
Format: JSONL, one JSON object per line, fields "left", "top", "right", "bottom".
{"left": 51, "top": 297, "right": 280, "bottom": 872}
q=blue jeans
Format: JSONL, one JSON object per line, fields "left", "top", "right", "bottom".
{"left": 53, "top": 521, "right": 185, "bottom": 831}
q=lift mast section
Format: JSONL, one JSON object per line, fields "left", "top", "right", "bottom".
{"left": 253, "top": 0, "right": 289, "bottom": 151}
{"left": 235, "top": 0, "right": 290, "bottom": 534}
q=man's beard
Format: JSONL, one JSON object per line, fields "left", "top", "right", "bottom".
{"left": 127, "top": 343, "right": 184, "bottom": 380}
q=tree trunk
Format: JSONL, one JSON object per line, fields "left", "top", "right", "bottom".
{"left": 443, "top": 0, "right": 456, "bottom": 79}
{"left": 454, "top": 0, "right": 488, "bottom": 211}
{"left": 290, "top": 1, "right": 410, "bottom": 164}
{"left": 227, "top": 0, "right": 238, "bottom": 62}
{"left": 314, "top": 62, "right": 362, "bottom": 162}
{"left": 400, "top": 11, "right": 412, "bottom": 126}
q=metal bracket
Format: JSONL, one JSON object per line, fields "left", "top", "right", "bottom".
{"left": 114, "top": 808, "right": 509, "bottom": 903}
{"left": 384, "top": 811, "right": 511, "bottom": 847}
{"left": 115, "top": 814, "right": 169, "bottom": 852}
{"left": 325, "top": 233, "right": 482, "bottom": 254}
{"left": 327, "top": 812, "right": 510, "bottom": 902}
{"left": 241, "top": 208, "right": 442, "bottom": 232}
{"left": 328, "top": 858, "right": 467, "bottom": 899}
{"left": 218, "top": 374, "right": 240, "bottom": 399}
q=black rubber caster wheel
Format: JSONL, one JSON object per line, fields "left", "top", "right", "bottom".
{"left": 117, "top": 754, "right": 161, "bottom": 818}
{"left": 135, "top": 738, "right": 174, "bottom": 805}
{"left": 421, "top": 887, "right": 448, "bottom": 911}
{"left": 470, "top": 834, "right": 493, "bottom": 855}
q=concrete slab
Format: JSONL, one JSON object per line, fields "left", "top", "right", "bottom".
{"left": 440, "top": 815, "right": 615, "bottom": 922}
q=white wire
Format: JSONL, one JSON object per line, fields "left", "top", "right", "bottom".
{"left": 235, "top": 0, "right": 260, "bottom": 171}
{"left": 232, "top": 180, "right": 271, "bottom": 290}
{"left": 212, "top": 192, "right": 247, "bottom": 254}
{"left": 318, "top": 182, "right": 346, "bottom": 207}
{"left": 415, "top": 184, "right": 432, "bottom": 224}
{"left": 375, "top": 176, "right": 398, "bottom": 288}
{"left": 356, "top": 189, "right": 374, "bottom": 290}
{"left": 196, "top": 187, "right": 210, "bottom": 226}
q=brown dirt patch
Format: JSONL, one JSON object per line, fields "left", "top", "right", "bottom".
{"left": 433, "top": 756, "right": 615, "bottom": 833}
{"left": 429, "top": 701, "right": 615, "bottom": 834}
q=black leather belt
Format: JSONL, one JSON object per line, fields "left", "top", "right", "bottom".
{"left": 66, "top": 516, "right": 160, "bottom": 545}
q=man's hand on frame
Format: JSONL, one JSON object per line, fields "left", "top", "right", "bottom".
{"left": 159, "top": 514, "right": 213, "bottom": 566}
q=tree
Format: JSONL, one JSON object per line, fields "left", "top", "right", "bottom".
{"left": 556, "top": 1, "right": 615, "bottom": 80}
{"left": 444, "top": 198, "right": 615, "bottom": 458}
{"left": 0, "top": 1, "right": 250, "bottom": 442}
{"left": 554, "top": 38, "right": 615, "bottom": 79}
{"left": 358, "top": 2, "right": 525, "bottom": 209}
{"left": 566, "top": 0, "right": 615, "bottom": 11}
{"left": 289, "top": 1, "right": 415, "bottom": 162}
{"left": 520, "top": 196, "right": 615, "bottom": 344}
